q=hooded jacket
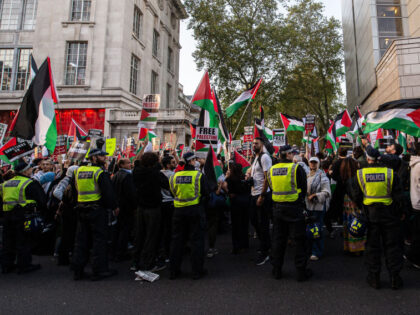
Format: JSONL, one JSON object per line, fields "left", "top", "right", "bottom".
{"left": 410, "top": 156, "right": 420, "bottom": 211}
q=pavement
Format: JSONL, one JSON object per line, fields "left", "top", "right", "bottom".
{"left": 1, "top": 230, "right": 420, "bottom": 315}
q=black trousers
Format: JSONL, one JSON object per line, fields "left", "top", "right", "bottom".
{"left": 71, "top": 205, "right": 109, "bottom": 274}
{"left": 230, "top": 194, "right": 250, "bottom": 251}
{"left": 133, "top": 206, "right": 161, "bottom": 270}
{"left": 250, "top": 194, "right": 271, "bottom": 255}
{"left": 1, "top": 207, "right": 32, "bottom": 270}
{"left": 271, "top": 214, "right": 307, "bottom": 271}
{"left": 365, "top": 213, "right": 403, "bottom": 275}
{"left": 170, "top": 205, "right": 205, "bottom": 274}
{"left": 112, "top": 206, "right": 134, "bottom": 259}
{"left": 206, "top": 205, "right": 219, "bottom": 249}
{"left": 57, "top": 205, "right": 78, "bottom": 263}
{"left": 407, "top": 211, "right": 420, "bottom": 265}
{"left": 158, "top": 202, "right": 174, "bottom": 260}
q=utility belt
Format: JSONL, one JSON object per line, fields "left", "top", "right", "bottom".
{"left": 75, "top": 202, "right": 101, "bottom": 212}
{"left": 10, "top": 204, "right": 37, "bottom": 214}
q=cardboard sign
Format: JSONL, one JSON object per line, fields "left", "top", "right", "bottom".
{"left": 54, "top": 135, "right": 68, "bottom": 156}
{"left": 67, "top": 141, "right": 90, "bottom": 161}
{"left": 273, "top": 129, "right": 286, "bottom": 147}
{"left": 195, "top": 127, "right": 218, "bottom": 158}
{"left": 231, "top": 140, "right": 242, "bottom": 151}
{"left": 106, "top": 138, "right": 117, "bottom": 156}
{"left": 243, "top": 126, "right": 254, "bottom": 142}
{"left": 141, "top": 94, "right": 160, "bottom": 130}
{"left": 88, "top": 129, "right": 103, "bottom": 137}
{"left": 152, "top": 137, "right": 161, "bottom": 151}
{"left": 4, "top": 139, "right": 34, "bottom": 162}
{"left": 0, "top": 123, "right": 7, "bottom": 145}
{"left": 304, "top": 115, "right": 315, "bottom": 133}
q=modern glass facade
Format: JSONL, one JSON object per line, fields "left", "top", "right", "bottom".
{"left": 377, "top": 0, "right": 404, "bottom": 56}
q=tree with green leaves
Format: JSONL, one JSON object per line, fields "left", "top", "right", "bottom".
{"left": 184, "top": 0, "right": 344, "bottom": 145}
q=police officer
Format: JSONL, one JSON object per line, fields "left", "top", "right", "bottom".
{"left": 266, "top": 145, "right": 311, "bottom": 281}
{"left": 72, "top": 149, "right": 119, "bottom": 281}
{"left": 351, "top": 145, "right": 404, "bottom": 290}
{"left": 1, "top": 159, "right": 46, "bottom": 274}
{"left": 169, "top": 152, "right": 209, "bottom": 280}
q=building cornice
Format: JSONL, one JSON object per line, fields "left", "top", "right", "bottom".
{"left": 172, "top": 0, "right": 188, "bottom": 19}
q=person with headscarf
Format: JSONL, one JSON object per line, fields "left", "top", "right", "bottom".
{"left": 306, "top": 157, "right": 331, "bottom": 261}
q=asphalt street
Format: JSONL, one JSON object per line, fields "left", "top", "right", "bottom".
{"left": 1, "top": 230, "right": 420, "bottom": 315}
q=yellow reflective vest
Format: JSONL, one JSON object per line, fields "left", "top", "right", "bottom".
{"left": 169, "top": 170, "right": 202, "bottom": 208}
{"left": 268, "top": 162, "right": 301, "bottom": 203}
{"left": 75, "top": 166, "right": 104, "bottom": 203}
{"left": 0, "top": 175, "right": 36, "bottom": 211}
{"left": 357, "top": 167, "right": 393, "bottom": 206}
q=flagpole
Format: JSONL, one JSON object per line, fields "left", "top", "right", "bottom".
{"left": 232, "top": 98, "right": 253, "bottom": 138}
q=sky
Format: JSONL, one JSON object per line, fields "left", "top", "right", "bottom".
{"left": 179, "top": 0, "right": 342, "bottom": 95}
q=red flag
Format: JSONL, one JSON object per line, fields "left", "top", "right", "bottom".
{"left": 138, "top": 126, "right": 148, "bottom": 140}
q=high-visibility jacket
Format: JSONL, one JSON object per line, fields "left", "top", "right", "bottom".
{"left": 75, "top": 166, "right": 103, "bottom": 203}
{"left": 267, "top": 162, "right": 301, "bottom": 203}
{"left": 169, "top": 170, "right": 202, "bottom": 208}
{"left": 357, "top": 167, "right": 393, "bottom": 206}
{"left": 0, "top": 175, "right": 36, "bottom": 211}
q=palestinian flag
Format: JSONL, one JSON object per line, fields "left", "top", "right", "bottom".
{"left": 325, "top": 120, "right": 337, "bottom": 153}
{"left": 0, "top": 138, "right": 21, "bottom": 165}
{"left": 334, "top": 110, "right": 352, "bottom": 137}
{"left": 364, "top": 99, "right": 420, "bottom": 137}
{"left": 194, "top": 139, "right": 208, "bottom": 155}
{"left": 254, "top": 118, "right": 274, "bottom": 155}
{"left": 68, "top": 118, "right": 88, "bottom": 141}
{"left": 233, "top": 150, "right": 251, "bottom": 174}
{"left": 138, "top": 125, "right": 149, "bottom": 141}
{"left": 213, "top": 89, "right": 229, "bottom": 143}
{"left": 176, "top": 144, "right": 184, "bottom": 158}
{"left": 280, "top": 113, "right": 305, "bottom": 132}
{"left": 191, "top": 71, "right": 219, "bottom": 128}
{"left": 255, "top": 111, "right": 273, "bottom": 141}
{"left": 370, "top": 128, "right": 383, "bottom": 149}
{"left": 204, "top": 145, "right": 223, "bottom": 192}
{"left": 396, "top": 130, "right": 407, "bottom": 154}
{"left": 325, "top": 140, "right": 333, "bottom": 155}
{"left": 140, "top": 94, "right": 159, "bottom": 128}
{"left": 350, "top": 106, "right": 364, "bottom": 135}
{"left": 190, "top": 122, "right": 197, "bottom": 139}
{"left": 11, "top": 57, "right": 58, "bottom": 153}
{"left": 148, "top": 130, "right": 157, "bottom": 140}
{"left": 226, "top": 78, "right": 262, "bottom": 118}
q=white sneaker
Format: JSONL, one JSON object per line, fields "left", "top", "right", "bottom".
{"left": 310, "top": 255, "right": 319, "bottom": 261}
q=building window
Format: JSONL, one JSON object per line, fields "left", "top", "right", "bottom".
{"left": 0, "top": 0, "right": 23, "bottom": 30}
{"left": 167, "top": 47, "right": 173, "bottom": 71}
{"left": 152, "top": 29, "right": 160, "bottom": 57}
{"left": 130, "top": 55, "right": 140, "bottom": 95}
{"left": 377, "top": 0, "right": 403, "bottom": 56}
{"left": 22, "top": 0, "right": 37, "bottom": 30}
{"left": 71, "top": 0, "right": 91, "bottom": 22}
{"left": 133, "top": 5, "right": 142, "bottom": 38}
{"left": 0, "top": 49, "right": 14, "bottom": 91}
{"left": 166, "top": 83, "right": 171, "bottom": 108}
{"left": 65, "top": 42, "right": 88, "bottom": 85}
{"left": 151, "top": 71, "right": 158, "bottom": 94}
{"left": 15, "top": 48, "right": 31, "bottom": 90}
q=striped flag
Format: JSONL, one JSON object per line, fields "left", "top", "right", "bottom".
{"left": 11, "top": 57, "right": 58, "bottom": 153}
{"left": 226, "top": 78, "right": 262, "bottom": 118}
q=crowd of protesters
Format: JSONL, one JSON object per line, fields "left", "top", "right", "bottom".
{"left": 0, "top": 135, "right": 420, "bottom": 289}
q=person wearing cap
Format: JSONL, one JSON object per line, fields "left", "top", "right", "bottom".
{"left": 168, "top": 151, "right": 209, "bottom": 280}
{"left": 0, "top": 159, "right": 47, "bottom": 274}
{"left": 266, "top": 145, "right": 311, "bottom": 281}
{"left": 306, "top": 157, "right": 331, "bottom": 261}
{"left": 72, "top": 148, "right": 119, "bottom": 281}
{"left": 350, "top": 145, "right": 404, "bottom": 290}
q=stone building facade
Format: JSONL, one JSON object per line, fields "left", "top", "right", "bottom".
{"left": 0, "top": 0, "right": 197, "bottom": 145}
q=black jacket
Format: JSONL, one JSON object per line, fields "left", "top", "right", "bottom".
{"left": 95, "top": 166, "right": 118, "bottom": 210}
{"left": 133, "top": 164, "right": 164, "bottom": 208}
{"left": 112, "top": 169, "right": 137, "bottom": 210}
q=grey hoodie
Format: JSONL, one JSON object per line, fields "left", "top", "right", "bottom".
{"left": 410, "top": 156, "right": 420, "bottom": 211}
